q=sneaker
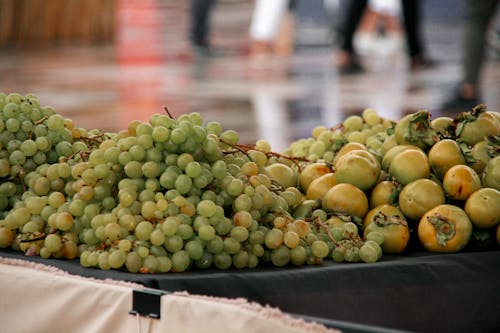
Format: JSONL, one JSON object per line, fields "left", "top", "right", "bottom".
{"left": 338, "top": 60, "right": 365, "bottom": 75}
{"left": 410, "top": 55, "right": 438, "bottom": 71}
{"left": 441, "top": 93, "right": 479, "bottom": 113}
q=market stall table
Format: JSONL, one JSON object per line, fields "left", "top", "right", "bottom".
{"left": 1, "top": 249, "right": 498, "bottom": 333}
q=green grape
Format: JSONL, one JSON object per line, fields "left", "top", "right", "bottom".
{"left": 142, "top": 255, "right": 159, "bottom": 273}
{"left": 176, "top": 224, "right": 194, "bottom": 240}
{"left": 221, "top": 237, "right": 240, "bottom": 254}
{"left": 185, "top": 161, "right": 201, "bottom": 178}
{"left": 103, "top": 222, "right": 121, "bottom": 241}
{"left": 108, "top": 249, "right": 127, "bottom": 269}
{"left": 126, "top": 252, "right": 143, "bottom": 273}
{"left": 206, "top": 235, "right": 223, "bottom": 254}
{"left": 137, "top": 134, "right": 153, "bottom": 149}
{"left": 170, "top": 128, "right": 187, "bottom": 144}
{"left": 46, "top": 114, "right": 65, "bottom": 131}
{"left": 135, "top": 221, "right": 154, "bottom": 241}
{"left": 201, "top": 137, "right": 217, "bottom": 157}
{"left": 25, "top": 196, "right": 46, "bottom": 215}
{"left": 55, "top": 212, "right": 73, "bottom": 231}
{"left": 150, "top": 229, "right": 166, "bottom": 246}
{"left": 347, "top": 131, "right": 366, "bottom": 144}
{"left": 343, "top": 222, "right": 359, "bottom": 238}
{"left": 98, "top": 251, "right": 111, "bottom": 270}
{"left": 233, "top": 194, "right": 252, "bottom": 212}
{"left": 290, "top": 245, "right": 307, "bottom": 265}
{"left": 248, "top": 229, "right": 265, "bottom": 245}
{"left": 0, "top": 159, "right": 11, "bottom": 177}
{"left": 283, "top": 231, "right": 300, "bottom": 249}
{"left": 174, "top": 174, "right": 192, "bottom": 194}
{"left": 9, "top": 150, "right": 26, "bottom": 165}
{"left": 311, "top": 240, "right": 329, "bottom": 258}
{"left": 82, "top": 229, "right": 99, "bottom": 245}
{"left": 265, "top": 228, "right": 283, "bottom": 249}
{"left": 230, "top": 226, "right": 249, "bottom": 242}
{"left": 232, "top": 251, "right": 249, "bottom": 269}
{"left": 362, "top": 108, "right": 380, "bottom": 126}
{"left": 214, "top": 217, "right": 232, "bottom": 236}
{"left": 198, "top": 224, "right": 216, "bottom": 241}
{"left": 124, "top": 161, "right": 143, "bottom": 179}
{"left": 137, "top": 246, "right": 150, "bottom": 259}
{"left": 344, "top": 246, "right": 360, "bottom": 262}
{"left": 157, "top": 256, "right": 173, "bottom": 272}
{"left": 359, "top": 243, "right": 379, "bottom": 263}
{"left": 233, "top": 210, "right": 253, "bottom": 229}
{"left": 118, "top": 239, "right": 132, "bottom": 252}
{"left": 196, "top": 200, "right": 217, "bottom": 217}
{"left": 171, "top": 250, "right": 190, "bottom": 272}
{"left": 331, "top": 246, "right": 346, "bottom": 262}
{"left": 255, "top": 139, "right": 271, "bottom": 153}
{"left": 164, "top": 235, "right": 184, "bottom": 253}
{"left": 44, "top": 234, "right": 62, "bottom": 253}
{"left": 6, "top": 118, "right": 20, "bottom": 132}
{"left": 213, "top": 252, "right": 232, "bottom": 270}
{"left": 0, "top": 227, "right": 14, "bottom": 248}
{"left": 202, "top": 121, "right": 219, "bottom": 134}
{"left": 20, "top": 139, "right": 37, "bottom": 157}
{"left": 343, "top": 115, "right": 363, "bottom": 132}
{"left": 363, "top": 240, "right": 382, "bottom": 259}
{"left": 271, "top": 245, "right": 290, "bottom": 267}
{"left": 365, "top": 231, "right": 384, "bottom": 245}
{"left": 152, "top": 126, "right": 170, "bottom": 143}
{"left": 185, "top": 239, "right": 204, "bottom": 260}
{"left": 194, "top": 251, "right": 212, "bottom": 269}
{"left": 226, "top": 178, "right": 245, "bottom": 197}
{"left": 55, "top": 141, "right": 73, "bottom": 157}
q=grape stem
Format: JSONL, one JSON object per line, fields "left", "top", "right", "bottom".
{"left": 314, "top": 218, "right": 339, "bottom": 247}
{"left": 163, "top": 106, "right": 174, "bottom": 119}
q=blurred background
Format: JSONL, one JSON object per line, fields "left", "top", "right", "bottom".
{"left": 0, "top": 0, "right": 499, "bottom": 152}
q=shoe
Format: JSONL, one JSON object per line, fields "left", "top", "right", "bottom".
{"left": 441, "top": 93, "right": 479, "bottom": 113}
{"left": 410, "top": 55, "right": 438, "bottom": 71}
{"left": 338, "top": 60, "right": 365, "bottom": 75}
{"left": 191, "top": 43, "right": 215, "bottom": 58}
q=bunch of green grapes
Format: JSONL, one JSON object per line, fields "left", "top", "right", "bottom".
{"left": 325, "top": 221, "right": 383, "bottom": 264}
{"left": 0, "top": 92, "right": 390, "bottom": 273}
{"left": 0, "top": 92, "right": 104, "bottom": 217}
{"left": 284, "top": 108, "right": 395, "bottom": 163}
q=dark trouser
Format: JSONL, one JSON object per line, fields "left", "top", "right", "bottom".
{"left": 339, "top": 0, "right": 423, "bottom": 58}
{"left": 190, "top": 0, "right": 216, "bottom": 46}
{"left": 463, "top": 0, "right": 499, "bottom": 88}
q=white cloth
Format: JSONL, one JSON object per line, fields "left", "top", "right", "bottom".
{"left": 0, "top": 257, "right": 340, "bottom": 333}
{"left": 249, "top": 0, "right": 289, "bottom": 41}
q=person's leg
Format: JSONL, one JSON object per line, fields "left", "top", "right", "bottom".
{"left": 337, "top": 0, "right": 368, "bottom": 73}
{"left": 339, "top": 0, "right": 368, "bottom": 54}
{"left": 462, "top": 0, "right": 499, "bottom": 97}
{"left": 190, "top": 0, "right": 216, "bottom": 47}
{"left": 400, "top": 0, "right": 436, "bottom": 69}
{"left": 442, "top": 0, "right": 498, "bottom": 110}
{"left": 400, "top": 0, "right": 421, "bottom": 58}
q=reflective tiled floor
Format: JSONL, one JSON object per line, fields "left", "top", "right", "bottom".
{"left": 1, "top": 0, "right": 499, "bottom": 151}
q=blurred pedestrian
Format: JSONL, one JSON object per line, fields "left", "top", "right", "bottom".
{"left": 248, "top": 0, "right": 297, "bottom": 57}
{"left": 442, "top": 0, "right": 499, "bottom": 111}
{"left": 189, "top": 0, "right": 217, "bottom": 55}
{"left": 336, "top": 0, "right": 435, "bottom": 74}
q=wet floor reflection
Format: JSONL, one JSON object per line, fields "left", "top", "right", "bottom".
{"left": 0, "top": 0, "right": 499, "bottom": 151}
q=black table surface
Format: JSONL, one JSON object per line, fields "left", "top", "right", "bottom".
{"left": 1, "top": 249, "right": 499, "bottom": 333}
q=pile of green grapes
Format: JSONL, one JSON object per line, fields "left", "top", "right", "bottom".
{"left": 0, "top": 92, "right": 384, "bottom": 273}
{"left": 1, "top": 92, "right": 498, "bottom": 274}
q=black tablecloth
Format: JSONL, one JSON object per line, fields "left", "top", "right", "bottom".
{"left": 1, "top": 249, "right": 499, "bottom": 333}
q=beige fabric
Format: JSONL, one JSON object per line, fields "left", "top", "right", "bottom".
{"left": 0, "top": 257, "right": 340, "bottom": 333}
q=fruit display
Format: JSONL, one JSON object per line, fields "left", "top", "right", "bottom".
{"left": 0, "top": 92, "right": 499, "bottom": 273}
